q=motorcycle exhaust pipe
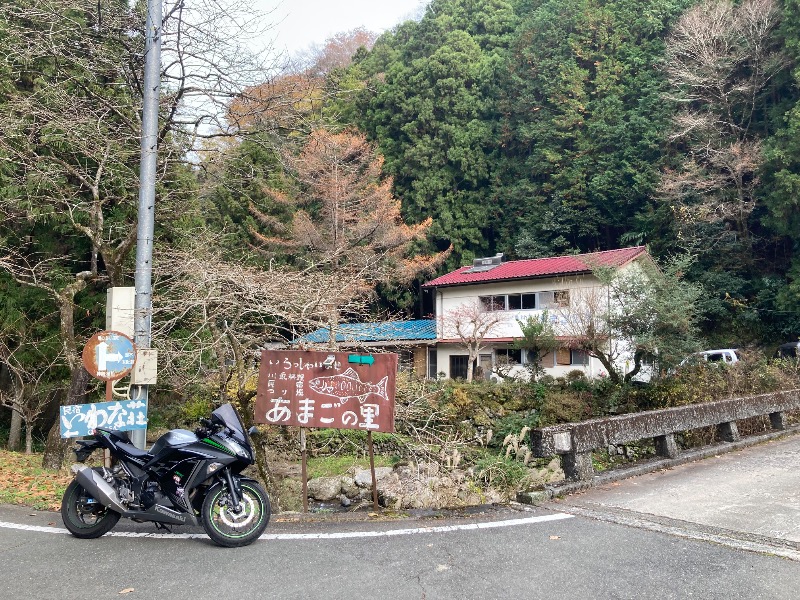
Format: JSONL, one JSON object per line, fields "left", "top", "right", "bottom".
{"left": 72, "top": 465, "right": 128, "bottom": 514}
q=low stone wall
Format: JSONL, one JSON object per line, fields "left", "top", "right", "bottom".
{"left": 531, "top": 389, "right": 800, "bottom": 481}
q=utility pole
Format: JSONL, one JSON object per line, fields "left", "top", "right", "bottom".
{"left": 131, "top": 0, "right": 163, "bottom": 449}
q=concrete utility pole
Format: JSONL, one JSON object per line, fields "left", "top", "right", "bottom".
{"left": 131, "top": 0, "right": 163, "bottom": 449}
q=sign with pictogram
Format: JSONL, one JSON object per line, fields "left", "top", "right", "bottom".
{"left": 255, "top": 350, "right": 397, "bottom": 432}
{"left": 82, "top": 330, "right": 137, "bottom": 381}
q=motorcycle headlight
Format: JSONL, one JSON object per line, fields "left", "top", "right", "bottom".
{"left": 229, "top": 440, "right": 251, "bottom": 460}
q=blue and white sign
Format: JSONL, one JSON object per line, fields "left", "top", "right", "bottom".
{"left": 60, "top": 399, "right": 148, "bottom": 438}
{"left": 82, "top": 330, "right": 136, "bottom": 381}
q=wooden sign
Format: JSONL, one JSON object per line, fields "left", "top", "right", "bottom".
{"left": 255, "top": 350, "right": 397, "bottom": 432}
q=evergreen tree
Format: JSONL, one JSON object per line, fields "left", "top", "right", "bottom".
{"left": 501, "top": 0, "right": 691, "bottom": 257}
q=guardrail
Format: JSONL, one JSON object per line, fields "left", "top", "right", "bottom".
{"left": 531, "top": 390, "right": 800, "bottom": 481}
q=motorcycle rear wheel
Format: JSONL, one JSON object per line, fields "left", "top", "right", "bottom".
{"left": 201, "top": 480, "right": 270, "bottom": 548}
{"left": 61, "top": 479, "right": 120, "bottom": 539}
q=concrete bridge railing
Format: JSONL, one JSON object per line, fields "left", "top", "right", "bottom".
{"left": 531, "top": 390, "right": 800, "bottom": 481}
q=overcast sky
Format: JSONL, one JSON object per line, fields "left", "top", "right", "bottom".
{"left": 257, "top": 0, "right": 429, "bottom": 57}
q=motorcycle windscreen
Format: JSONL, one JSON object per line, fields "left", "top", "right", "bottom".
{"left": 211, "top": 403, "right": 247, "bottom": 444}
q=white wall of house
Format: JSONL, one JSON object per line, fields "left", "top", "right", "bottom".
{"left": 436, "top": 274, "right": 601, "bottom": 339}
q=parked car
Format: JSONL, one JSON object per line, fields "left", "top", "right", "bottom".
{"left": 775, "top": 341, "right": 800, "bottom": 359}
{"left": 680, "top": 349, "right": 741, "bottom": 366}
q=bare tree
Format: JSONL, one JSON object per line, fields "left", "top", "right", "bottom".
{"left": 151, "top": 232, "right": 380, "bottom": 505}
{"left": 300, "top": 27, "right": 379, "bottom": 77}
{"left": 0, "top": 307, "right": 63, "bottom": 454}
{"left": 224, "top": 27, "right": 379, "bottom": 134}
{"left": 660, "top": 0, "right": 786, "bottom": 248}
{"left": 439, "top": 300, "right": 506, "bottom": 382}
{"left": 255, "top": 129, "right": 447, "bottom": 278}
{"left": 0, "top": 0, "right": 286, "bottom": 469}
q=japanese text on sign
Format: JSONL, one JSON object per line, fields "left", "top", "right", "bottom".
{"left": 254, "top": 351, "right": 397, "bottom": 432}
{"left": 60, "top": 399, "right": 148, "bottom": 438}
{"left": 82, "top": 330, "right": 136, "bottom": 381}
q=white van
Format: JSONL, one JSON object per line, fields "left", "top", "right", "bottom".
{"left": 680, "top": 349, "right": 740, "bottom": 366}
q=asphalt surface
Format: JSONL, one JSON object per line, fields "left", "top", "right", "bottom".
{"left": 554, "top": 431, "right": 800, "bottom": 558}
{"left": 2, "top": 432, "right": 800, "bottom": 599}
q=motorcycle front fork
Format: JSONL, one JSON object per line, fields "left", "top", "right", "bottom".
{"left": 223, "top": 469, "right": 242, "bottom": 510}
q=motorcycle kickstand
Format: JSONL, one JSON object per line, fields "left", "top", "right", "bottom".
{"left": 154, "top": 522, "right": 172, "bottom": 533}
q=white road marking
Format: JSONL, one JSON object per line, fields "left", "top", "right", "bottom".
{"left": 0, "top": 513, "right": 573, "bottom": 541}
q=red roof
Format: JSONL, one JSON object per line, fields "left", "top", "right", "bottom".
{"left": 423, "top": 246, "right": 648, "bottom": 288}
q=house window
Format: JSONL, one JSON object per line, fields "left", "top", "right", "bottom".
{"left": 557, "top": 348, "right": 589, "bottom": 366}
{"left": 428, "top": 348, "right": 438, "bottom": 379}
{"left": 480, "top": 293, "right": 538, "bottom": 311}
{"left": 556, "top": 348, "right": 572, "bottom": 365}
{"left": 571, "top": 349, "right": 589, "bottom": 365}
{"left": 554, "top": 290, "right": 570, "bottom": 307}
{"left": 480, "top": 295, "right": 506, "bottom": 311}
{"left": 397, "top": 349, "right": 414, "bottom": 372}
{"left": 521, "top": 294, "right": 537, "bottom": 309}
{"left": 496, "top": 348, "right": 523, "bottom": 364}
{"left": 450, "top": 355, "right": 472, "bottom": 379}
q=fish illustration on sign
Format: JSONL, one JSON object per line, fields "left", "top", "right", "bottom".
{"left": 309, "top": 368, "right": 389, "bottom": 404}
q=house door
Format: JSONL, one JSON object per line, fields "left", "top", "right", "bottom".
{"left": 479, "top": 354, "right": 493, "bottom": 380}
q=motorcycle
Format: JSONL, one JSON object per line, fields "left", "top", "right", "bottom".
{"left": 61, "top": 403, "right": 270, "bottom": 547}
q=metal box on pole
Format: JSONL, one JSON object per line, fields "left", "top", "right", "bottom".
{"left": 106, "top": 287, "right": 136, "bottom": 339}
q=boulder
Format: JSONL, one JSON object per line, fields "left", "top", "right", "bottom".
{"left": 306, "top": 476, "right": 342, "bottom": 501}
{"left": 354, "top": 467, "right": 393, "bottom": 488}
{"left": 340, "top": 476, "right": 360, "bottom": 499}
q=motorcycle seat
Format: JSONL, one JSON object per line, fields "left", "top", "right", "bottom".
{"left": 116, "top": 441, "right": 153, "bottom": 460}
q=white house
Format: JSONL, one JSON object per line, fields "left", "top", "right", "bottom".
{"left": 422, "top": 246, "right": 652, "bottom": 381}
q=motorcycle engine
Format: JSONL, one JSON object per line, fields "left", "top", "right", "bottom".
{"left": 118, "top": 484, "right": 135, "bottom": 506}
{"left": 140, "top": 480, "right": 160, "bottom": 509}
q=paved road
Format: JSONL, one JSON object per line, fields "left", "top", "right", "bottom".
{"left": 554, "top": 432, "right": 800, "bottom": 558}
{"left": 2, "top": 434, "right": 800, "bottom": 599}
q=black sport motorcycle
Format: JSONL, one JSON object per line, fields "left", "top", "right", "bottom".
{"left": 61, "top": 403, "right": 270, "bottom": 547}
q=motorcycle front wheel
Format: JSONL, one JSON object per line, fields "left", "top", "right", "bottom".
{"left": 61, "top": 479, "right": 120, "bottom": 539}
{"left": 201, "top": 480, "right": 271, "bottom": 547}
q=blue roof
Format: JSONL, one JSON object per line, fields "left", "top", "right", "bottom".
{"left": 296, "top": 320, "right": 436, "bottom": 344}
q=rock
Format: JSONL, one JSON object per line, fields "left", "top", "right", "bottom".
{"left": 419, "top": 462, "right": 440, "bottom": 476}
{"left": 340, "top": 495, "right": 351, "bottom": 508}
{"left": 523, "top": 472, "right": 546, "bottom": 490}
{"left": 340, "top": 476, "right": 359, "bottom": 499}
{"left": 394, "top": 465, "right": 415, "bottom": 480}
{"left": 306, "top": 476, "right": 342, "bottom": 501}
{"left": 409, "top": 486, "right": 438, "bottom": 509}
{"left": 546, "top": 457, "right": 562, "bottom": 472}
{"left": 354, "top": 467, "right": 393, "bottom": 488}
{"left": 376, "top": 472, "right": 401, "bottom": 495}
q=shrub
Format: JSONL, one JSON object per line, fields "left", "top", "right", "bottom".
{"left": 475, "top": 454, "right": 531, "bottom": 493}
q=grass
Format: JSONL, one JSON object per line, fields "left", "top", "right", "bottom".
{"left": 0, "top": 450, "right": 72, "bottom": 511}
{"left": 0, "top": 449, "right": 397, "bottom": 514}
{"left": 306, "top": 454, "right": 396, "bottom": 479}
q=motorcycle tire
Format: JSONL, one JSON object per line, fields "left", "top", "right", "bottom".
{"left": 201, "top": 479, "right": 271, "bottom": 548}
{"left": 61, "top": 479, "right": 121, "bottom": 539}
